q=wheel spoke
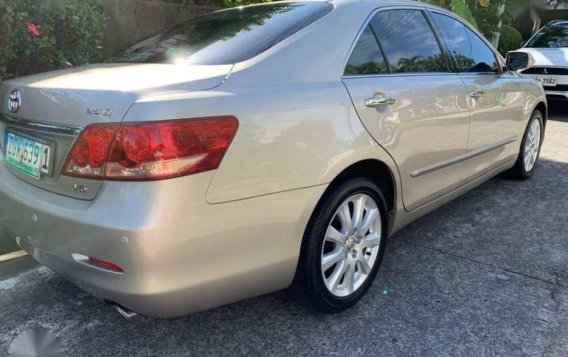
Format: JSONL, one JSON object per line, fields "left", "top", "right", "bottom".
{"left": 325, "top": 226, "right": 347, "bottom": 245}
{"left": 525, "top": 155, "right": 531, "bottom": 170}
{"left": 357, "top": 256, "right": 372, "bottom": 274}
{"left": 361, "top": 234, "right": 380, "bottom": 249}
{"left": 338, "top": 203, "right": 353, "bottom": 233}
{"left": 327, "top": 260, "right": 346, "bottom": 293}
{"left": 322, "top": 249, "right": 344, "bottom": 272}
{"left": 342, "top": 262, "right": 355, "bottom": 294}
{"left": 352, "top": 195, "right": 366, "bottom": 229}
{"left": 360, "top": 208, "right": 379, "bottom": 233}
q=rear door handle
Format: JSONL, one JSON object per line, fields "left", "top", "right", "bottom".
{"left": 365, "top": 96, "right": 396, "bottom": 107}
{"left": 469, "top": 90, "right": 485, "bottom": 98}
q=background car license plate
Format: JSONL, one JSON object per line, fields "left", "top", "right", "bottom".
{"left": 5, "top": 132, "right": 51, "bottom": 179}
{"left": 531, "top": 76, "right": 557, "bottom": 87}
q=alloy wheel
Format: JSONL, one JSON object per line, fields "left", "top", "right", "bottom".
{"left": 524, "top": 118, "right": 542, "bottom": 172}
{"left": 321, "top": 194, "right": 382, "bottom": 298}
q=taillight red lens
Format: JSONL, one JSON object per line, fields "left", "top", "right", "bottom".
{"left": 62, "top": 117, "right": 238, "bottom": 181}
{"left": 70, "top": 137, "right": 90, "bottom": 168}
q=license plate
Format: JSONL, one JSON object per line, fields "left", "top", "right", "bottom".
{"left": 4, "top": 132, "right": 51, "bottom": 179}
{"left": 531, "top": 76, "right": 557, "bottom": 87}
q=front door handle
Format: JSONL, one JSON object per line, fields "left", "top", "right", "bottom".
{"left": 365, "top": 96, "right": 396, "bottom": 107}
{"left": 469, "top": 90, "right": 485, "bottom": 98}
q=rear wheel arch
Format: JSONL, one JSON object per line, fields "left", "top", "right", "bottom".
{"left": 325, "top": 160, "right": 396, "bottom": 216}
{"left": 298, "top": 159, "right": 397, "bottom": 264}
{"left": 291, "top": 173, "right": 391, "bottom": 312}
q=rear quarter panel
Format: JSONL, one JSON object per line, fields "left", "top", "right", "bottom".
{"left": 125, "top": 82, "right": 401, "bottom": 204}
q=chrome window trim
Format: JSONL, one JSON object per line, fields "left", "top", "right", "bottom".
{"left": 410, "top": 136, "right": 518, "bottom": 178}
{"left": 0, "top": 114, "right": 83, "bottom": 136}
{"left": 343, "top": 72, "right": 459, "bottom": 80}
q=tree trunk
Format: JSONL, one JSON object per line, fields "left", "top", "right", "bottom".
{"left": 491, "top": 1, "right": 506, "bottom": 48}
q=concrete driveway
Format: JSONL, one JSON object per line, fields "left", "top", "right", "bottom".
{"left": 1, "top": 105, "right": 567, "bottom": 356}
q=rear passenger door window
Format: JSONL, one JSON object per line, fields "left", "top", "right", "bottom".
{"left": 370, "top": 10, "right": 448, "bottom": 73}
{"left": 431, "top": 12, "right": 499, "bottom": 73}
{"left": 344, "top": 26, "right": 389, "bottom": 76}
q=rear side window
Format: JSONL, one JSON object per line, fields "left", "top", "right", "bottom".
{"left": 108, "top": 2, "right": 333, "bottom": 65}
{"left": 431, "top": 13, "right": 499, "bottom": 73}
{"left": 344, "top": 26, "right": 388, "bottom": 76}
{"left": 371, "top": 10, "right": 448, "bottom": 73}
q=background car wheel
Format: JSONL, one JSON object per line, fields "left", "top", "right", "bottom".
{"left": 507, "top": 110, "right": 544, "bottom": 180}
{"left": 290, "top": 177, "right": 388, "bottom": 313}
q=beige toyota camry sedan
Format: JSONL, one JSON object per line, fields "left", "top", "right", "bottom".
{"left": 0, "top": 0, "right": 546, "bottom": 318}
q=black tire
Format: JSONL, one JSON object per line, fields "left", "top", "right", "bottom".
{"left": 507, "top": 110, "right": 544, "bottom": 180}
{"left": 290, "top": 176, "right": 389, "bottom": 313}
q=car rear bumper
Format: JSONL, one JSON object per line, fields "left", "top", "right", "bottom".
{"left": 0, "top": 158, "right": 325, "bottom": 317}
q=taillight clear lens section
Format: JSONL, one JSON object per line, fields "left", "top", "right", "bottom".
{"left": 62, "top": 117, "right": 238, "bottom": 181}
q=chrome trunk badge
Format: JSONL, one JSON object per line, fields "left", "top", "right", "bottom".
{"left": 86, "top": 107, "right": 113, "bottom": 116}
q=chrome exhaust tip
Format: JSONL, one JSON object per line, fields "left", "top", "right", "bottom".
{"left": 115, "top": 305, "right": 138, "bottom": 319}
{"left": 106, "top": 301, "right": 138, "bottom": 319}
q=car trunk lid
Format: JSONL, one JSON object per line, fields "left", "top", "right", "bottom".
{"left": 0, "top": 63, "right": 232, "bottom": 200}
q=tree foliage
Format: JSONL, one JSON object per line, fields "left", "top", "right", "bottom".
{"left": 0, "top": 0, "right": 106, "bottom": 80}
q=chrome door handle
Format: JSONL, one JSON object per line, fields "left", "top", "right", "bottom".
{"left": 365, "top": 96, "right": 396, "bottom": 107}
{"left": 470, "top": 90, "right": 485, "bottom": 98}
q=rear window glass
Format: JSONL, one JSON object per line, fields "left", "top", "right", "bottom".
{"left": 344, "top": 26, "right": 389, "bottom": 76}
{"left": 108, "top": 2, "right": 333, "bottom": 65}
{"left": 371, "top": 10, "right": 448, "bottom": 73}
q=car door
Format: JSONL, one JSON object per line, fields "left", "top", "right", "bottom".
{"left": 430, "top": 11, "right": 526, "bottom": 181}
{"left": 343, "top": 8, "right": 471, "bottom": 212}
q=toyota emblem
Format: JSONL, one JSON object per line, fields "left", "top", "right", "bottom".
{"left": 8, "top": 90, "right": 21, "bottom": 113}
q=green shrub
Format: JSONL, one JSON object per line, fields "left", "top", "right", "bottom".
{"left": 0, "top": 0, "right": 106, "bottom": 80}
{"left": 498, "top": 25, "right": 523, "bottom": 55}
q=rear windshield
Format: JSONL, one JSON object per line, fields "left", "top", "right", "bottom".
{"left": 526, "top": 23, "right": 568, "bottom": 48}
{"left": 108, "top": 2, "right": 333, "bottom": 65}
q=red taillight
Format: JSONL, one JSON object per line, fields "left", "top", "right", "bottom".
{"left": 88, "top": 257, "right": 124, "bottom": 273}
{"left": 62, "top": 117, "right": 238, "bottom": 181}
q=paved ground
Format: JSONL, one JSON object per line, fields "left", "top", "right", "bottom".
{"left": 1, "top": 105, "right": 567, "bottom": 356}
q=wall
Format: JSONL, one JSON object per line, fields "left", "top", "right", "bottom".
{"left": 102, "top": 0, "right": 220, "bottom": 55}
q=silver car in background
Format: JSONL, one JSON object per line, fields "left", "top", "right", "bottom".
{"left": 0, "top": 0, "right": 546, "bottom": 317}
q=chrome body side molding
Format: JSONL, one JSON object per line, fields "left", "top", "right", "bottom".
{"left": 410, "top": 136, "right": 518, "bottom": 178}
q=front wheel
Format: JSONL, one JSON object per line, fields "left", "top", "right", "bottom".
{"left": 507, "top": 110, "right": 544, "bottom": 180}
{"left": 290, "top": 177, "right": 388, "bottom": 313}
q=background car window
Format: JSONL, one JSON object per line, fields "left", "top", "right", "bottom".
{"left": 344, "top": 26, "right": 389, "bottom": 76}
{"left": 526, "top": 24, "right": 568, "bottom": 48}
{"left": 432, "top": 13, "right": 498, "bottom": 73}
{"left": 371, "top": 10, "right": 447, "bottom": 74}
{"left": 108, "top": 2, "right": 333, "bottom": 65}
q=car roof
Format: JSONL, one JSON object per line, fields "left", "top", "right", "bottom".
{"left": 546, "top": 20, "right": 568, "bottom": 27}
{"left": 330, "top": 0, "right": 437, "bottom": 6}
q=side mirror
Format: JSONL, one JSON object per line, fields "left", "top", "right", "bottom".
{"left": 506, "top": 51, "right": 535, "bottom": 72}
